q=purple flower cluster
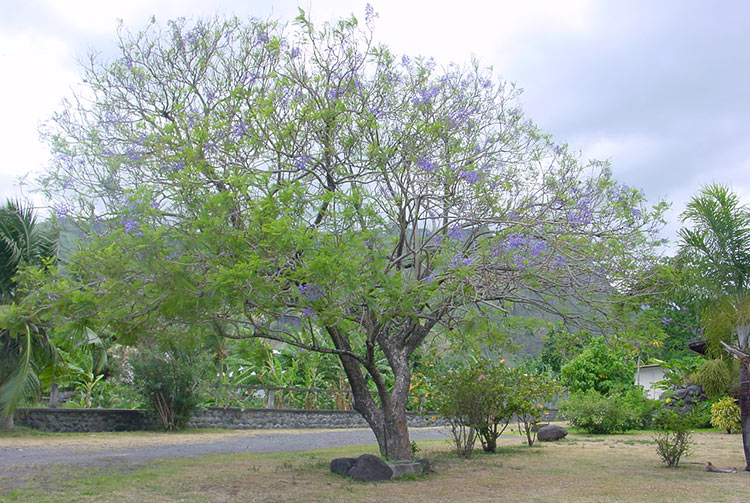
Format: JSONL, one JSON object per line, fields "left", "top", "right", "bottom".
{"left": 566, "top": 198, "right": 593, "bottom": 226}
{"left": 123, "top": 217, "right": 139, "bottom": 235}
{"left": 417, "top": 157, "right": 437, "bottom": 172}
{"left": 449, "top": 252, "right": 476, "bottom": 268}
{"left": 298, "top": 283, "right": 325, "bottom": 301}
{"left": 448, "top": 225, "right": 470, "bottom": 241}
{"left": 54, "top": 205, "right": 69, "bottom": 222}
{"left": 412, "top": 87, "right": 439, "bottom": 106}
{"left": 295, "top": 155, "right": 312, "bottom": 171}
{"left": 460, "top": 170, "right": 478, "bottom": 184}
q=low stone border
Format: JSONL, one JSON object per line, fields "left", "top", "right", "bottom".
{"left": 15, "top": 407, "right": 447, "bottom": 433}
{"left": 15, "top": 407, "right": 158, "bottom": 432}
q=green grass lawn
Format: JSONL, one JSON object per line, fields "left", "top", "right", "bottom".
{"left": 1, "top": 428, "right": 747, "bottom": 503}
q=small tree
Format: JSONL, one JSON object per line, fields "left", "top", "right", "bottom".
{"left": 513, "top": 371, "right": 561, "bottom": 446}
{"left": 131, "top": 345, "right": 208, "bottom": 430}
{"left": 654, "top": 410, "right": 693, "bottom": 467}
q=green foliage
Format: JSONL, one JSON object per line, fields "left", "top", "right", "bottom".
{"left": 431, "top": 360, "right": 511, "bottom": 457}
{"left": 710, "top": 396, "right": 741, "bottom": 434}
{"left": 560, "top": 337, "right": 635, "bottom": 395}
{"left": 131, "top": 345, "right": 209, "bottom": 430}
{"left": 37, "top": 9, "right": 667, "bottom": 458}
{"left": 696, "top": 358, "right": 733, "bottom": 399}
{"left": 0, "top": 200, "right": 58, "bottom": 424}
{"left": 513, "top": 371, "right": 561, "bottom": 446}
{"left": 653, "top": 409, "right": 694, "bottom": 467}
{"left": 654, "top": 429, "right": 693, "bottom": 467}
{"left": 685, "top": 398, "right": 715, "bottom": 429}
{"left": 536, "top": 325, "right": 593, "bottom": 376}
{"left": 559, "top": 389, "right": 642, "bottom": 434}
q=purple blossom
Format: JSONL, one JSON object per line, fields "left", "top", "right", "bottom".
{"left": 448, "top": 225, "right": 470, "bottom": 241}
{"left": 232, "top": 120, "right": 249, "bottom": 140}
{"left": 449, "top": 253, "right": 476, "bottom": 268}
{"left": 661, "top": 317, "right": 671, "bottom": 325}
{"left": 504, "top": 233, "right": 528, "bottom": 250}
{"left": 417, "top": 157, "right": 437, "bottom": 172}
{"left": 54, "top": 205, "right": 69, "bottom": 222}
{"left": 422, "top": 273, "right": 436, "bottom": 283}
{"left": 368, "top": 105, "right": 384, "bottom": 118}
{"left": 165, "top": 160, "right": 186, "bottom": 173}
{"left": 150, "top": 200, "right": 160, "bottom": 210}
{"left": 411, "top": 87, "right": 439, "bottom": 106}
{"left": 460, "top": 170, "right": 479, "bottom": 184}
{"left": 530, "top": 240, "right": 547, "bottom": 257}
{"left": 513, "top": 254, "right": 527, "bottom": 270}
{"left": 123, "top": 218, "right": 139, "bottom": 234}
{"left": 295, "top": 155, "right": 311, "bottom": 171}
{"left": 567, "top": 198, "right": 593, "bottom": 226}
{"left": 401, "top": 55, "right": 410, "bottom": 66}
{"left": 290, "top": 47, "right": 300, "bottom": 59}
{"left": 630, "top": 207, "right": 642, "bottom": 219}
{"left": 298, "top": 283, "right": 325, "bottom": 301}
{"left": 301, "top": 307, "right": 314, "bottom": 318}
{"left": 365, "top": 3, "right": 378, "bottom": 23}
{"left": 553, "top": 254, "right": 566, "bottom": 267}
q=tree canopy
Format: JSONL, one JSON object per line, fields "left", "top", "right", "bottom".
{"left": 38, "top": 10, "right": 666, "bottom": 459}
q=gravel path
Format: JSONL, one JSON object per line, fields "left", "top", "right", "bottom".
{"left": 0, "top": 427, "right": 450, "bottom": 469}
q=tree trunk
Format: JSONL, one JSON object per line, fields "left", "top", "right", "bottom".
{"left": 49, "top": 382, "right": 59, "bottom": 408}
{"left": 0, "top": 414, "right": 13, "bottom": 430}
{"left": 739, "top": 361, "right": 750, "bottom": 471}
{"left": 327, "top": 326, "right": 415, "bottom": 461}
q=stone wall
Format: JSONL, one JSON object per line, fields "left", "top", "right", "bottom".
{"left": 188, "top": 407, "right": 446, "bottom": 429}
{"left": 16, "top": 408, "right": 157, "bottom": 432}
{"left": 15, "top": 407, "right": 445, "bottom": 433}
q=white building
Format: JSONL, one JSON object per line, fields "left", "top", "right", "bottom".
{"left": 635, "top": 364, "right": 666, "bottom": 399}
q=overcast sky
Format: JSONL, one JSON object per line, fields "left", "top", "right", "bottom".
{"left": 1, "top": 0, "right": 748, "bottom": 253}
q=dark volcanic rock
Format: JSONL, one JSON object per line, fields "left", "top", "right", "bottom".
{"left": 347, "top": 454, "right": 394, "bottom": 482}
{"left": 537, "top": 424, "right": 568, "bottom": 442}
{"left": 330, "top": 457, "right": 356, "bottom": 475}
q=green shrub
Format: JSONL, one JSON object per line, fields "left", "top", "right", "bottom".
{"left": 131, "top": 345, "right": 209, "bottom": 430}
{"left": 621, "top": 387, "right": 659, "bottom": 429}
{"left": 559, "top": 389, "right": 640, "bottom": 434}
{"left": 710, "top": 396, "right": 741, "bottom": 434}
{"left": 696, "top": 359, "right": 732, "bottom": 399}
{"left": 560, "top": 338, "right": 635, "bottom": 395}
{"left": 685, "top": 398, "right": 715, "bottom": 429}
{"left": 512, "top": 371, "right": 562, "bottom": 446}
{"left": 653, "top": 409, "right": 693, "bottom": 467}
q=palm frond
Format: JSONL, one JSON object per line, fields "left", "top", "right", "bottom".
{"left": 0, "top": 325, "right": 41, "bottom": 418}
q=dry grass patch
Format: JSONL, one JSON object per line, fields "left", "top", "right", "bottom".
{"left": 2, "top": 429, "right": 747, "bottom": 503}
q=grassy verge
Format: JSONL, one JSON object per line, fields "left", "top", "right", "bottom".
{"left": 1, "top": 429, "right": 747, "bottom": 503}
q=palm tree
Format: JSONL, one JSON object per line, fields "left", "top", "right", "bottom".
{"left": 0, "top": 199, "right": 58, "bottom": 429}
{"left": 679, "top": 184, "right": 750, "bottom": 471}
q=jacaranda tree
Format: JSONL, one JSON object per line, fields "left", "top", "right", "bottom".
{"left": 38, "top": 9, "right": 665, "bottom": 459}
